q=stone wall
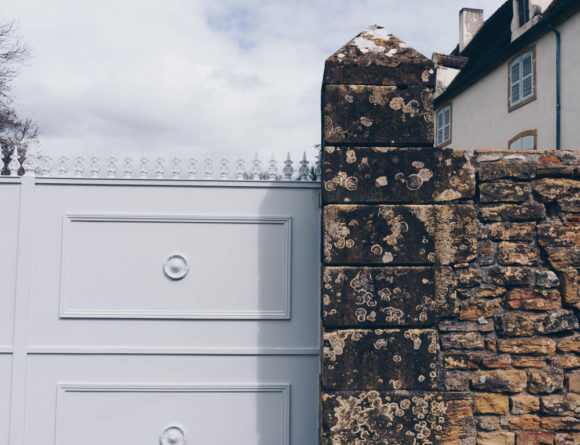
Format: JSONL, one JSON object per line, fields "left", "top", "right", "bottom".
{"left": 321, "top": 27, "right": 580, "bottom": 445}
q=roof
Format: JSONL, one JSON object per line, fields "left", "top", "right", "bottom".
{"left": 434, "top": 0, "right": 580, "bottom": 107}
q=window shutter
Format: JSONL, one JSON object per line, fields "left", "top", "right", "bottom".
{"left": 522, "top": 53, "right": 533, "bottom": 98}
{"left": 510, "top": 59, "right": 521, "bottom": 105}
{"left": 443, "top": 108, "right": 450, "bottom": 142}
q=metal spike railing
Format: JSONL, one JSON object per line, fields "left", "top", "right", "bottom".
{"left": 0, "top": 149, "right": 322, "bottom": 182}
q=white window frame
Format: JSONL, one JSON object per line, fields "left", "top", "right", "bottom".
{"left": 436, "top": 105, "right": 451, "bottom": 146}
{"left": 509, "top": 49, "right": 534, "bottom": 108}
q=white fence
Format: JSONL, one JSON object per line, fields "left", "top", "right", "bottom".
{"left": 1, "top": 155, "right": 320, "bottom": 445}
{"left": 1, "top": 150, "right": 321, "bottom": 181}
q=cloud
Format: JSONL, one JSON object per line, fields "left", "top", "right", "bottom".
{"left": 3, "top": 0, "right": 506, "bottom": 161}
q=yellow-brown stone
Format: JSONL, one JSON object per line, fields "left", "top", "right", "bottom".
{"left": 473, "top": 393, "right": 509, "bottom": 414}
{"left": 498, "top": 338, "right": 556, "bottom": 355}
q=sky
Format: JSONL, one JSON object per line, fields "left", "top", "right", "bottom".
{"left": 3, "top": 0, "right": 506, "bottom": 162}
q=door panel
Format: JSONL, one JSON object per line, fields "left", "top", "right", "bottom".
{"left": 25, "top": 355, "right": 318, "bottom": 445}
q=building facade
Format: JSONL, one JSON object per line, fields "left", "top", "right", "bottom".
{"left": 434, "top": 0, "right": 580, "bottom": 151}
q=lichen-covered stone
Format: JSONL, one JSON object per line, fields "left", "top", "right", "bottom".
{"left": 559, "top": 268, "right": 580, "bottom": 304}
{"left": 322, "top": 267, "right": 457, "bottom": 327}
{"left": 537, "top": 224, "right": 580, "bottom": 248}
{"left": 479, "top": 181, "right": 531, "bottom": 203}
{"left": 506, "top": 288, "right": 561, "bottom": 311}
{"left": 459, "top": 298, "right": 501, "bottom": 320}
{"left": 559, "top": 196, "right": 580, "bottom": 213}
{"left": 550, "top": 354, "right": 580, "bottom": 369}
{"left": 487, "top": 222, "right": 536, "bottom": 242}
{"left": 497, "top": 242, "right": 540, "bottom": 266}
{"left": 322, "top": 329, "right": 440, "bottom": 391}
{"left": 323, "top": 26, "right": 435, "bottom": 87}
{"left": 495, "top": 310, "right": 579, "bottom": 337}
{"left": 323, "top": 204, "right": 477, "bottom": 265}
{"left": 545, "top": 247, "right": 580, "bottom": 271}
{"left": 498, "top": 338, "right": 556, "bottom": 355}
{"left": 479, "top": 203, "right": 546, "bottom": 222}
{"left": 323, "top": 84, "right": 433, "bottom": 145}
{"left": 476, "top": 416, "right": 500, "bottom": 431}
{"left": 533, "top": 178, "right": 580, "bottom": 202}
{"left": 471, "top": 370, "right": 528, "bottom": 393}
{"left": 444, "top": 353, "right": 482, "bottom": 369}
{"left": 489, "top": 267, "right": 533, "bottom": 286}
{"left": 557, "top": 334, "right": 580, "bottom": 353}
{"left": 555, "top": 433, "right": 580, "bottom": 445}
{"left": 478, "top": 162, "right": 536, "bottom": 181}
{"left": 321, "top": 391, "right": 475, "bottom": 445}
{"left": 322, "top": 146, "right": 475, "bottom": 203}
{"left": 441, "top": 332, "right": 485, "bottom": 350}
{"left": 439, "top": 319, "right": 495, "bottom": 332}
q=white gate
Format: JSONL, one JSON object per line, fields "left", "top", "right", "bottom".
{"left": 1, "top": 153, "right": 320, "bottom": 445}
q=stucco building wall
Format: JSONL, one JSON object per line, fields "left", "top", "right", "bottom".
{"left": 443, "top": 11, "right": 579, "bottom": 151}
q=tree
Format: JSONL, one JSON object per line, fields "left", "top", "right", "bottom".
{"left": 0, "top": 20, "right": 38, "bottom": 175}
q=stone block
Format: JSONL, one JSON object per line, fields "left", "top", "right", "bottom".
{"left": 322, "top": 329, "right": 439, "bottom": 391}
{"left": 536, "top": 270, "right": 561, "bottom": 288}
{"left": 533, "top": 178, "right": 580, "bottom": 202}
{"left": 489, "top": 267, "right": 533, "bottom": 286}
{"left": 323, "top": 27, "right": 435, "bottom": 86}
{"left": 323, "top": 84, "right": 433, "bottom": 145}
{"left": 481, "top": 354, "right": 512, "bottom": 368}
{"left": 559, "top": 269, "right": 580, "bottom": 304}
{"left": 528, "top": 368, "right": 564, "bottom": 394}
{"left": 477, "top": 431, "right": 515, "bottom": 445}
{"left": 512, "top": 357, "right": 547, "bottom": 368}
{"left": 497, "top": 242, "right": 540, "bottom": 266}
{"left": 476, "top": 416, "right": 500, "bottom": 431}
{"left": 321, "top": 391, "right": 475, "bottom": 445}
{"left": 323, "top": 204, "right": 477, "bottom": 265}
{"left": 498, "top": 338, "right": 556, "bottom": 355}
{"left": 516, "top": 431, "right": 554, "bottom": 445}
{"left": 321, "top": 146, "right": 475, "bottom": 203}
{"left": 441, "top": 332, "right": 485, "bottom": 350}
{"left": 444, "top": 353, "right": 482, "bottom": 369}
{"left": 500, "top": 415, "right": 541, "bottom": 430}
{"left": 546, "top": 247, "right": 580, "bottom": 271}
{"left": 458, "top": 268, "right": 483, "bottom": 287}
{"left": 439, "top": 319, "right": 495, "bottom": 332}
{"left": 506, "top": 288, "right": 561, "bottom": 311}
{"left": 473, "top": 393, "right": 509, "bottom": 414}
{"left": 541, "top": 393, "right": 580, "bottom": 416}
{"left": 559, "top": 196, "right": 580, "bottom": 213}
{"left": 322, "top": 266, "right": 457, "bottom": 328}
{"left": 488, "top": 222, "right": 536, "bottom": 242}
{"left": 555, "top": 433, "right": 580, "bottom": 445}
{"left": 537, "top": 225, "right": 580, "bottom": 248}
{"left": 446, "top": 371, "right": 471, "bottom": 391}
{"left": 511, "top": 394, "right": 540, "bottom": 414}
{"left": 558, "top": 334, "right": 580, "bottom": 353}
{"left": 471, "top": 370, "right": 527, "bottom": 393}
{"left": 478, "top": 162, "right": 536, "bottom": 181}
{"left": 479, "top": 181, "right": 531, "bottom": 203}
{"left": 460, "top": 298, "right": 501, "bottom": 320}
{"left": 568, "top": 370, "right": 580, "bottom": 392}
{"left": 540, "top": 416, "right": 580, "bottom": 431}
{"left": 479, "top": 203, "right": 546, "bottom": 222}
{"left": 550, "top": 354, "right": 580, "bottom": 369}
{"left": 495, "top": 310, "right": 579, "bottom": 337}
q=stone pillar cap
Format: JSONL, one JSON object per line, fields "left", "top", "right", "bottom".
{"left": 323, "top": 25, "right": 435, "bottom": 87}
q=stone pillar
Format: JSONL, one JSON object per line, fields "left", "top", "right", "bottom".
{"left": 320, "top": 26, "right": 478, "bottom": 444}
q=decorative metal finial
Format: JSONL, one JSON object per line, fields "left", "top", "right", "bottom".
{"left": 283, "top": 152, "right": 294, "bottom": 180}
{"left": 268, "top": 153, "right": 278, "bottom": 180}
{"left": 204, "top": 155, "right": 214, "bottom": 179}
{"left": 123, "top": 157, "right": 133, "bottom": 178}
{"left": 155, "top": 157, "right": 166, "bottom": 179}
{"left": 219, "top": 157, "right": 229, "bottom": 180}
{"left": 251, "top": 153, "right": 262, "bottom": 180}
{"left": 74, "top": 156, "right": 84, "bottom": 178}
{"left": 139, "top": 157, "right": 149, "bottom": 178}
{"left": 235, "top": 158, "right": 246, "bottom": 180}
{"left": 298, "top": 151, "right": 309, "bottom": 181}
{"left": 107, "top": 156, "right": 118, "bottom": 178}
{"left": 90, "top": 156, "right": 100, "bottom": 178}
{"left": 187, "top": 157, "right": 198, "bottom": 179}
{"left": 171, "top": 157, "right": 182, "bottom": 179}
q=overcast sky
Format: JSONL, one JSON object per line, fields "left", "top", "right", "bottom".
{"left": 4, "top": 0, "right": 505, "bottom": 161}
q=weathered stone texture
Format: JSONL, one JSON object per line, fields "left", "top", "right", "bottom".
{"left": 322, "top": 329, "right": 440, "bottom": 391}
{"left": 323, "top": 84, "right": 433, "bottom": 145}
{"left": 323, "top": 26, "right": 435, "bottom": 87}
{"left": 323, "top": 204, "right": 477, "bottom": 265}
{"left": 322, "top": 267, "right": 457, "bottom": 327}
{"left": 322, "top": 392, "right": 475, "bottom": 445}
{"left": 322, "top": 146, "right": 475, "bottom": 204}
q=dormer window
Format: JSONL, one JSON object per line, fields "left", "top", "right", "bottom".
{"left": 518, "top": 0, "right": 530, "bottom": 26}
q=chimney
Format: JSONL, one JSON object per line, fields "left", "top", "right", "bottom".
{"left": 459, "top": 8, "right": 484, "bottom": 52}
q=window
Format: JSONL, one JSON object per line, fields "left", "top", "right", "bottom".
{"left": 509, "top": 129, "right": 537, "bottom": 150}
{"left": 436, "top": 105, "right": 451, "bottom": 146}
{"left": 509, "top": 48, "right": 535, "bottom": 110}
{"left": 518, "top": 0, "right": 530, "bottom": 26}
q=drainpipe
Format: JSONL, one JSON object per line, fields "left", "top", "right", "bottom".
{"left": 543, "top": 16, "right": 561, "bottom": 150}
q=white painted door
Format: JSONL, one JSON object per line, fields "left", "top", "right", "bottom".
{"left": 3, "top": 176, "right": 320, "bottom": 445}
